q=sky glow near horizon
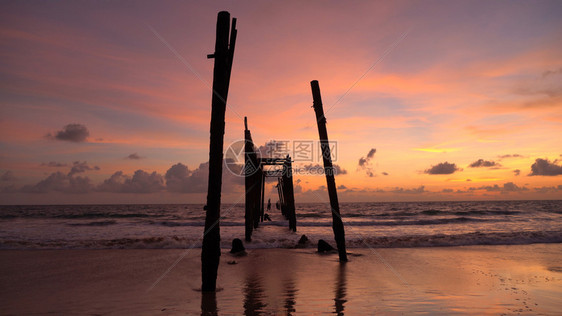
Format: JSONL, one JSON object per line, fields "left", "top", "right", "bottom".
{"left": 1, "top": 1, "right": 561, "bottom": 204}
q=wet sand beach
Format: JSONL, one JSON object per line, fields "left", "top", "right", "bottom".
{"left": 1, "top": 243, "right": 561, "bottom": 315}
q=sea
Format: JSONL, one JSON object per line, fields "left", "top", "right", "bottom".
{"left": 1, "top": 200, "right": 561, "bottom": 250}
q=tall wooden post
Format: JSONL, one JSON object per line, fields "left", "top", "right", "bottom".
{"left": 202, "top": 11, "right": 237, "bottom": 292}
{"left": 310, "top": 80, "right": 348, "bottom": 262}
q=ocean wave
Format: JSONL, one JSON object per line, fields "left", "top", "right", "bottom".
{"left": 296, "top": 213, "right": 324, "bottom": 218}
{"left": 147, "top": 216, "right": 493, "bottom": 228}
{"left": 3, "top": 230, "right": 560, "bottom": 250}
{"left": 67, "top": 220, "right": 117, "bottom": 227}
{"left": 299, "top": 217, "right": 492, "bottom": 227}
{"left": 0, "top": 236, "right": 199, "bottom": 250}
{"left": 57, "top": 212, "right": 166, "bottom": 219}
{"left": 347, "top": 231, "right": 562, "bottom": 248}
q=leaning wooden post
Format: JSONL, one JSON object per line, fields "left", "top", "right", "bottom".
{"left": 310, "top": 80, "right": 348, "bottom": 262}
{"left": 201, "top": 11, "right": 237, "bottom": 292}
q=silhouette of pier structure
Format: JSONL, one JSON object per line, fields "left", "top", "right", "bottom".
{"left": 244, "top": 117, "right": 297, "bottom": 242}
{"left": 202, "top": 11, "right": 347, "bottom": 292}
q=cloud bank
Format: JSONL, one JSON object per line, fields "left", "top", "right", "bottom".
{"left": 97, "top": 170, "right": 164, "bottom": 193}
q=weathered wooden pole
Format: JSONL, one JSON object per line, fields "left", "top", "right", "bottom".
{"left": 276, "top": 179, "right": 284, "bottom": 215}
{"left": 253, "top": 167, "right": 263, "bottom": 229}
{"left": 244, "top": 117, "right": 262, "bottom": 236}
{"left": 278, "top": 178, "right": 286, "bottom": 218}
{"left": 201, "top": 11, "right": 237, "bottom": 292}
{"left": 260, "top": 171, "right": 265, "bottom": 222}
{"left": 244, "top": 117, "right": 254, "bottom": 242}
{"left": 310, "top": 80, "right": 348, "bottom": 262}
{"left": 283, "top": 157, "right": 297, "bottom": 231}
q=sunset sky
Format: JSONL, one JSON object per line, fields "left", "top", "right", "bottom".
{"left": 1, "top": 0, "right": 561, "bottom": 204}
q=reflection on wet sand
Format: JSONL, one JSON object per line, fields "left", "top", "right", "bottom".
{"left": 244, "top": 273, "right": 267, "bottom": 315}
{"left": 283, "top": 278, "right": 297, "bottom": 315}
{"left": 200, "top": 291, "right": 218, "bottom": 316}
{"left": 334, "top": 263, "right": 347, "bottom": 315}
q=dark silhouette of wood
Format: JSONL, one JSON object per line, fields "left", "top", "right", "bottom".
{"left": 276, "top": 179, "right": 284, "bottom": 217}
{"left": 310, "top": 80, "right": 348, "bottom": 262}
{"left": 202, "top": 11, "right": 237, "bottom": 292}
{"left": 282, "top": 157, "right": 297, "bottom": 231}
{"left": 318, "top": 239, "right": 335, "bottom": 252}
{"left": 244, "top": 117, "right": 255, "bottom": 241}
{"left": 260, "top": 171, "right": 265, "bottom": 222}
{"left": 244, "top": 117, "right": 266, "bottom": 240}
{"left": 253, "top": 167, "right": 263, "bottom": 229}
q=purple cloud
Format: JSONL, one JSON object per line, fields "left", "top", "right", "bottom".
{"left": 424, "top": 162, "right": 461, "bottom": 175}
{"left": 47, "top": 124, "right": 90, "bottom": 142}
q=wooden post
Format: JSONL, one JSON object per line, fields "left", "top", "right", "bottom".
{"left": 310, "top": 80, "right": 348, "bottom": 262}
{"left": 276, "top": 179, "right": 284, "bottom": 215}
{"left": 253, "top": 167, "right": 262, "bottom": 229}
{"left": 283, "top": 157, "right": 297, "bottom": 231}
{"left": 244, "top": 117, "right": 263, "bottom": 239}
{"left": 244, "top": 117, "right": 254, "bottom": 242}
{"left": 260, "top": 171, "right": 265, "bottom": 222}
{"left": 278, "top": 178, "right": 286, "bottom": 218}
{"left": 202, "top": 11, "right": 237, "bottom": 292}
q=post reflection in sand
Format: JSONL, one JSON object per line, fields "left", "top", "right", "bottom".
{"left": 283, "top": 278, "right": 297, "bottom": 315}
{"left": 334, "top": 263, "right": 347, "bottom": 315}
{"left": 200, "top": 291, "right": 218, "bottom": 316}
{"left": 190, "top": 246, "right": 562, "bottom": 315}
{"left": 243, "top": 273, "right": 267, "bottom": 315}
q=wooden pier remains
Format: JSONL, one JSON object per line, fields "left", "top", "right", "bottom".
{"left": 201, "top": 12, "right": 348, "bottom": 292}
{"left": 244, "top": 119, "right": 297, "bottom": 241}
